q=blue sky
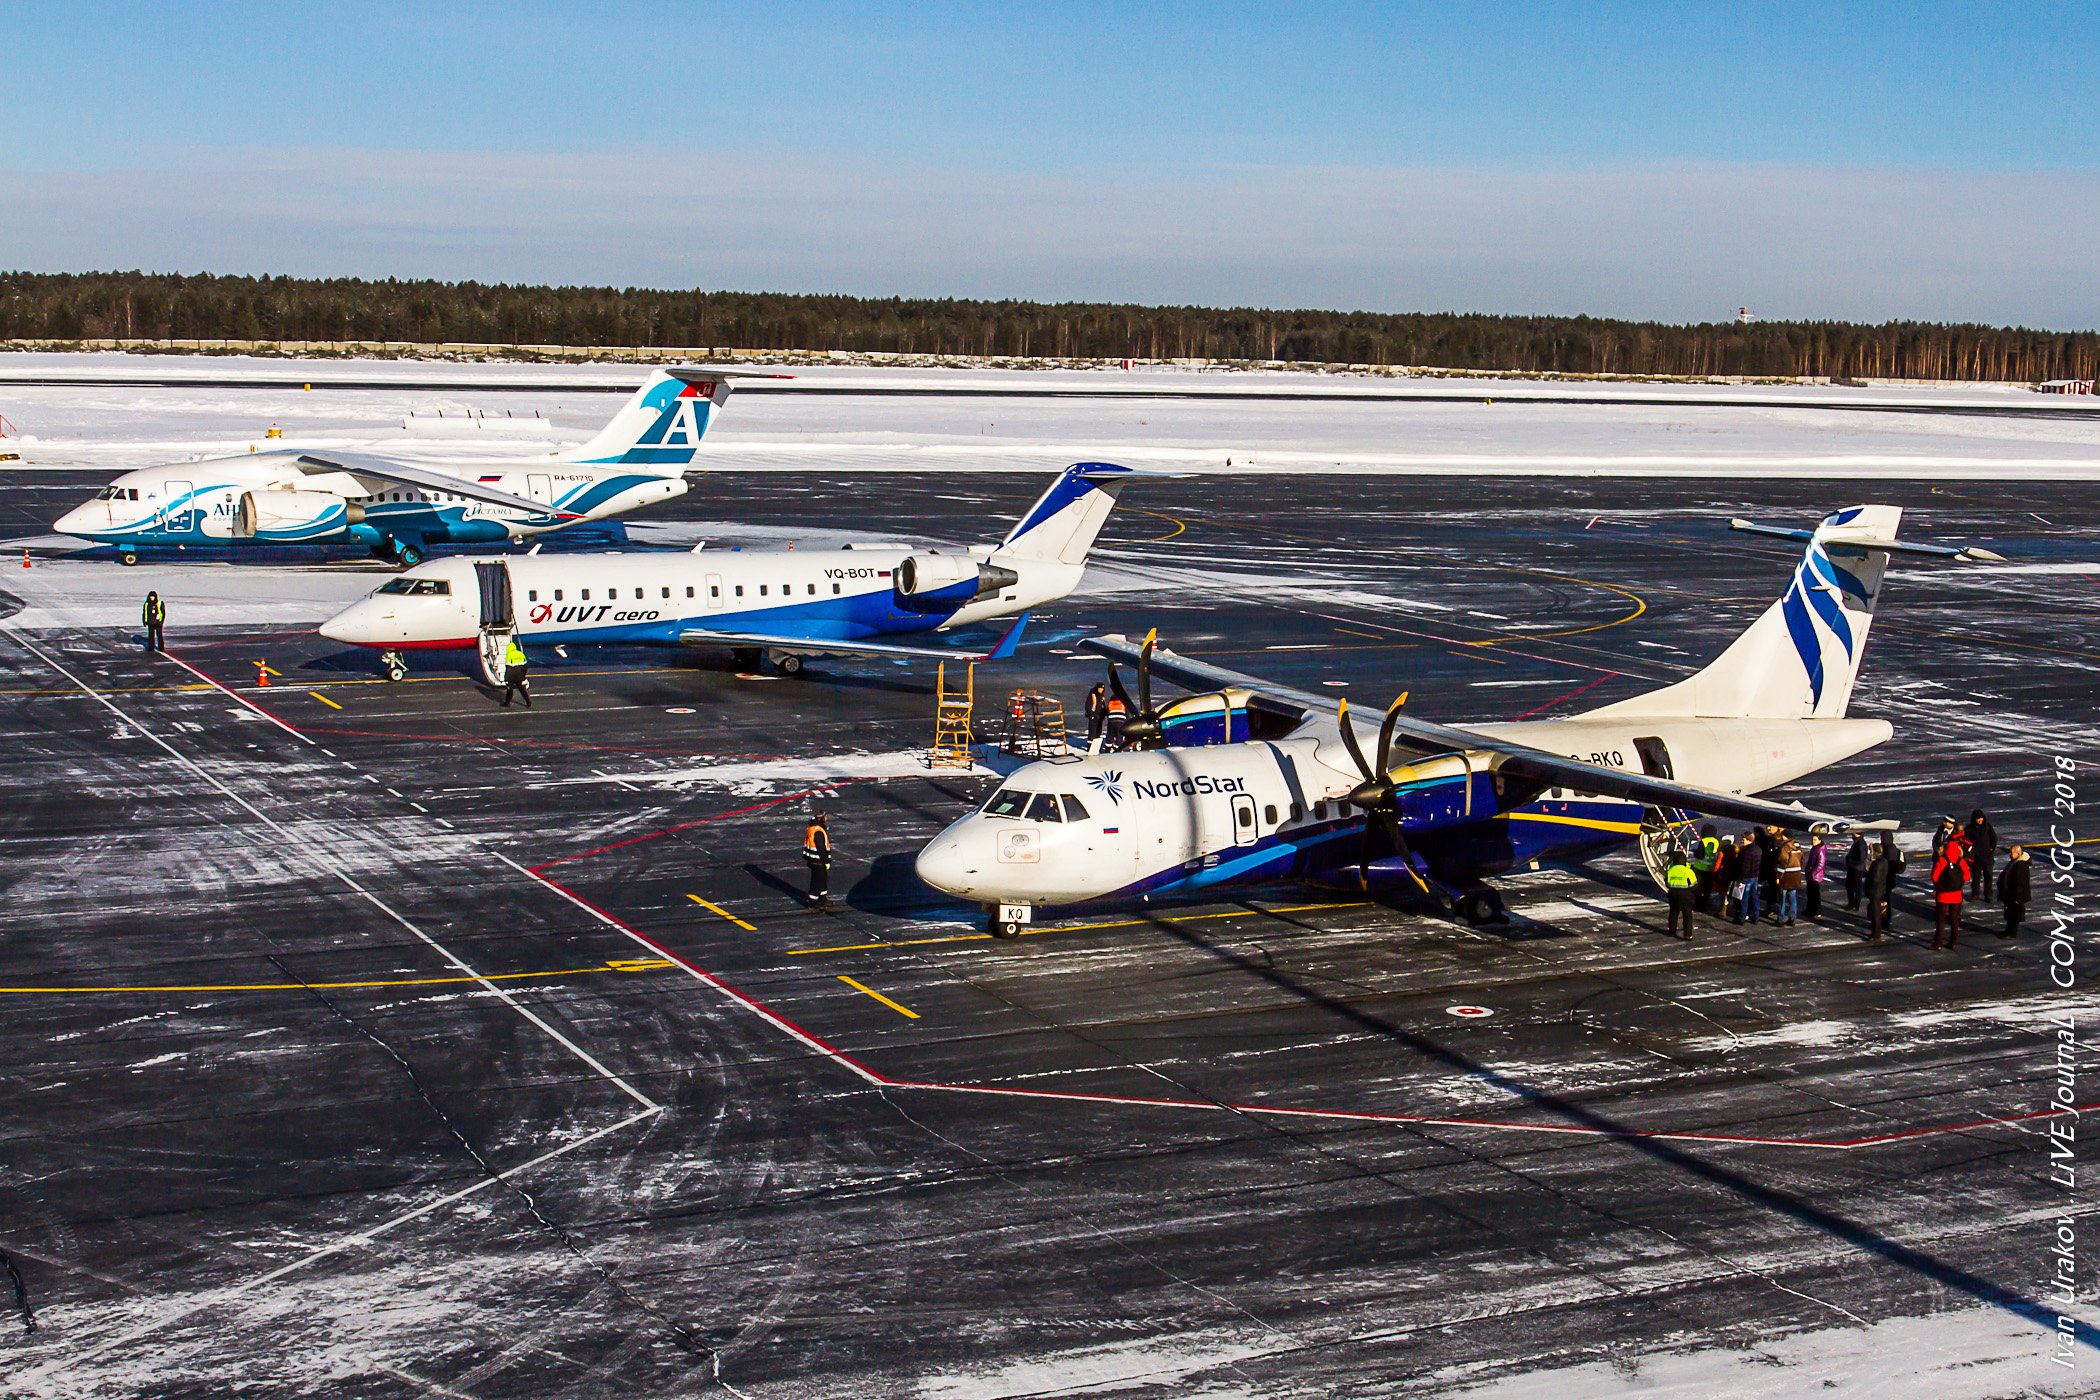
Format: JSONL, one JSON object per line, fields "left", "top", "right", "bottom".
{"left": 5, "top": 3, "right": 2097, "bottom": 325}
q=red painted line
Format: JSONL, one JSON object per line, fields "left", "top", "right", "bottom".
{"left": 532, "top": 783, "right": 863, "bottom": 869}
{"left": 1509, "top": 671, "right": 1619, "bottom": 721}
{"left": 162, "top": 650, "right": 314, "bottom": 746}
{"left": 519, "top": 756, "right": 2083, "bottom": 1154}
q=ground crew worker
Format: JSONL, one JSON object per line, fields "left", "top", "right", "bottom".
{"left": 1690, "top": 823, "right": 1721, "bottom": 912}
{"left": 1963, "top": 808, "right": 1997, "bottom": 900}
{"left": 1085, "top": 682, "right": 1108, "bottom": 745}
{"left": 142, "top": 590, "right": 166, "bottom": 653}
{"left": 1930, "top": 830, "right": 1971, "bottom": 949}
{"left": 1664, "top": 846, "right": 1698, "bottom": 940}
{"left": 1103, "top": 687, "right": 1129, "bottom": 750}
{"left": 1842, "top": 834, "right": 1868, "bottom": 911}
{"left": 498, "top": 635, "right": 531, "bottom": 708}
{"left": 1999, "top": 844, "right": 2031, "bottom": 939}
{"left": 803, "top": 812, "right": 833, "bottom": 907}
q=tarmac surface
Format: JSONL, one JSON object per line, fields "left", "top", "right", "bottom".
{"left": 1, "top": 469, "right": 2095, "bottom": 1397}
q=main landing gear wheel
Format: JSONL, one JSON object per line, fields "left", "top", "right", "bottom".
{"left": 392, "top": 542, "right": 425, "bottom": 569}
{"left": 381, "top": 650, "right": 408, "bottom": 682}
{"left": 1455, "top": 890, "right": 1506, "bottom": 926}
{"left": 771, "top": 653, "right": 805, "bottom": 677}
{"left": 119, "top": 550, "right": 139, "bottom": 566}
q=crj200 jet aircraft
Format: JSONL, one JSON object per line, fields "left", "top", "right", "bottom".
{"left": 53, "top": 367, "right": 770, "bottom": 567}
{"left": 917, "top": 506, "right": 2004, "bottom": 936}
{"left": 319, "top": 462, "right": 1138, "bottom": 680}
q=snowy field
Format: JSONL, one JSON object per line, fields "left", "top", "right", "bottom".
{"left": 2, "top": 351, "right": 2098, "bottom": 479}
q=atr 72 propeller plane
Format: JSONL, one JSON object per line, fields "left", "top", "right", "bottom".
{"left": 53, "top": 367, "right": 773, "bottom": 566}
{"left": 319, "top": 462, "right": 1140, "bottom": 679}
{"left": 916, "top": 506, "right": 2004, "bottom": 936}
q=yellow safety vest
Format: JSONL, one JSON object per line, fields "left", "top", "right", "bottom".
{"left": 1665, "top": 861, "right": 1697, "bottom": 889}
{"left": 1693, "top": 835, "right": 1719, "bottom": 871}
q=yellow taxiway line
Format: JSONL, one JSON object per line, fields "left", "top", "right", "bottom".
{"left": 686, "top": 893, "right": 758, "bottom": 930}
{"left": 837, "top": 975, "right": 921, "bottom": 1019}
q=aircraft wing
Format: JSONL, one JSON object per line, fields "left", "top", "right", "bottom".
{"left": 1079, "top": 634, "right": 1886, "bottom": 835}
{"left": 294, "top": 451, "right": 582, "bottom": 521}
{"left": 680, "top": 613, "right": 1029, "bottom": 662}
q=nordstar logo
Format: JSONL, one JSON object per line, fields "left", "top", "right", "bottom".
{"left": 1084, "top": 770, "right": 1125, "bottom": 805}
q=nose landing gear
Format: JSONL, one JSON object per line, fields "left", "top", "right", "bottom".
{"left": 380, "top": 649, "right": 408, "bottom": 682}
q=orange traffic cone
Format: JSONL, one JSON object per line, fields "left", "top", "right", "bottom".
{"left": 20, "top": 550, "right": 29, "bottom": 569}
{"left": 255, "top": 660, "right": 270, "bottom": 687}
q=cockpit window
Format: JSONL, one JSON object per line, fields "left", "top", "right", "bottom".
{"left": 1059, "top": 794, "right": 1089, "bottom": 822}
{"left": 375, "top": 578, "right": 452, "bottom": 596}
{"left": 96, "top": 486, "right": 139, "bottom": 501}
{"left": 1024, "top": 793, "right": 1062, "bottom": 823}
{"left": 982, "top": 788, "right": 1032, "bottom": 818}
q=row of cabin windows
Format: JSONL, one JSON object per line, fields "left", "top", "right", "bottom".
{"left": 524, "top": 582, "right": 844, "bottom": 603}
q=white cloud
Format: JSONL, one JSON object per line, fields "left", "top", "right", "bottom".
{"left": 8, "top": 146, "right": 2098, "bottom": 327}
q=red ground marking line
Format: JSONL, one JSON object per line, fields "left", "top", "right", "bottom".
{"left": 532, "top": 782, "right": 868, "bottom": 869}
{"left": 1508, "top": 671, "right": 1620, "bottom": 721}
{"left": 161, "top": 649, "right": 313, "bottom": 746}
{"left": 300, "top": 724, "right": 787, "bottom": 760}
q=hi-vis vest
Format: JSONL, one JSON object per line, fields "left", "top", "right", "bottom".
{"left": 1106, "top": 694, "right": 1128, "bottom": 716}
{"left": 143, "top": 597, "right": 165, "bottom": 624}
{"left": 505, "top": 638, "right": 526, "bottom": 667}
{"left": 804, "top": 824, "right": 830, "bottom": 861}
{"left": 1693, "top": 835, "right": 1720, "bottom": 871}
{"left": 1665, "top": 859, "right": 1697, "bottom": 889}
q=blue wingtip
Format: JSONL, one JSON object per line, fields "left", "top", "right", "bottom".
{"left": 988, "top": 612, "right": 1031, "bottom": 660}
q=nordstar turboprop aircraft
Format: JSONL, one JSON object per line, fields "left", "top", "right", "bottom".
{"left": 916, "top": 506, "right": 2005, "bottom": 936}
{"left": 318, "top": 462, "right": 1140, "bottom": 680}
{"left": 52, "top": 367, "right": 774, "bottom": 566}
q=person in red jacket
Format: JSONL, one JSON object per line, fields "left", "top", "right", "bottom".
{"left": 1931, "top": 831, "right": 1972, "bottom": 949}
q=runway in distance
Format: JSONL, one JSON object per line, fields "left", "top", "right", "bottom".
{"left": 53, "top": 367, "right": 772, "bottom": 566}
{"left": 319, "top": 461, "right": 1140, "bottom": 679}
{"left": 916, "top": 507, "right": 2006, "bottom": 934}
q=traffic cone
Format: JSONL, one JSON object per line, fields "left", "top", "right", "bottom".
{"left": 20, "top": 549, "right": 29, "bottom": 569}
{"left": 255, "top": 660, "right": 270, "bottom": 687}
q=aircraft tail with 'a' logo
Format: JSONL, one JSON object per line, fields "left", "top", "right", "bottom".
{"left": 563, "top": 367, "right": 783, "bottom": 470}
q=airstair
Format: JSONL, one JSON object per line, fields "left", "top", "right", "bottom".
{"left": 474, "top": 560, "right": 516, "bottom": 688}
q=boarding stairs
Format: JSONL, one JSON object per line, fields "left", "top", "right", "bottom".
{"left": 474, "top": 560, "right": 516, "bottom": 688}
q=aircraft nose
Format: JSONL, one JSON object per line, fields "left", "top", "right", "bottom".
{"left": 53, "top": 503, "right": 96, "bottom": 536}
{"left": 318, "top": 601, "right": 374, "bottom": 644}
{"left": 914, "top": 828, "right": 983, "bottom": 898}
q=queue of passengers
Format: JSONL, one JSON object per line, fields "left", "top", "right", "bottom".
{"left": 1662, "top": 809, "right": 2031, "bottom": 948}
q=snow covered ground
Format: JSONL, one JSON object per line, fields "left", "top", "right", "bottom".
{"left": 2, "top": 351, "right": 2097, "bottom": 479}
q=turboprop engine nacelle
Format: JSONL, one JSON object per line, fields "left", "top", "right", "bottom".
{"left": 237, "top": 490, "right": 361, "bottom": 539}
{"left": 893, "top": 554, "right": 1019, "bottom": 614}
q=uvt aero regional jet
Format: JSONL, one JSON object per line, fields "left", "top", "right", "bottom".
{"left": 916, "top": 506, "right": 2002, "bottom": 935}
{"left": 54, "top": 367, "right": 771, "bottom": 566}
{"left": 319, "top": 462, "right": 1138, "bottom": 679}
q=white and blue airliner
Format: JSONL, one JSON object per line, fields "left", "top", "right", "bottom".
{"left": 54, "top": 367, "right": 769, "bottom": 567}
{"left": 318, "top": 462, "right": 1139, "bottom": 679}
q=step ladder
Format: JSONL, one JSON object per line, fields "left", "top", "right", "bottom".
{"left": 928, "top": 661, "right": 976, "bottom": 768}
{"left": 1003, "top": 689, "right": 1069, "bottom": 760}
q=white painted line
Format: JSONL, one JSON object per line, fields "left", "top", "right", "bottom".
{"left": 158, "top": 648, "right": 314, "bottom": 746}
{"left": 7, "top": 629, "right": 656, "bottom": 1112}
{"left": 14, "top": 1104, "right": 662, "bottom": 1384}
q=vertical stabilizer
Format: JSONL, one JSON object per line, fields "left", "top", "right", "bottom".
{"left": 563, "top": 369, "right": 739, "bottom": 469}
{"left": 992, "top": 462, "right": 1137, "bottom": 565}
{"left": 1587, "top": 506, "right": 1902, "bottom": 720}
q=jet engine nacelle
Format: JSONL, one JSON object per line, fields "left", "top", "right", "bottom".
{"left": 893, "top": 554, "right": 1019, "bottom": 614}
{"left": 236, "top": 490, "right": 361, "bottom": 540}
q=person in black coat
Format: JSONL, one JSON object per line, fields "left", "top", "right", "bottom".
{"left": 1863, "top": 834, "right": 1904, "bottom": 942}
{"left": 1734, "top": 836, "right": 1765, "bottom": 925}
{"left": 1843, "top": 834, "right": 1868, "bottom": 912}
{"left": 1998, "top": 844, "right": 2032, "bottom": 939}
{"left": 1964, "top": 808, "right": 1997, "bottom": 900}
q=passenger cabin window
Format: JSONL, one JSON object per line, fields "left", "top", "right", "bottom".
{"left": 759, "top": 585, "right": 767, "bottom": 596}
{"left": 1060, "top": 794, "right": 1089, "bottom": 822}
{"left": 554, "top": 589, "right": 563, "bottom": 601}
{"left": 1264, "top": 803, "right": 1278, "bottom": 825}
{"left": 807, "top": 584, "right": 816, "bottom": 595}
{"left": 832, "top": 583, "right": 841, "bottom": 595}
{"left": 527, "top": 589, "right": 538, "bottom": 602}
{"left": 662, "top": 587, "right": 671, "bottom": 599}
{"left": 686, "top": 586, "right": 695, "bottom": 598}
{"left": 581, "top": 589, "right": 590, "bottom": 600}
{"left": 735, "top": 585, "right": 744, "bottom": 597}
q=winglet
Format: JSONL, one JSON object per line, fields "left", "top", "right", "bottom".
{"left": 987, "top": 612, "right": 1031, "bottom": 660}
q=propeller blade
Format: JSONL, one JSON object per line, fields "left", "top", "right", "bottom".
{"left": 1106, "top": 660, "right": 1135, "bottom": 712}
{"left": 1376, "top": 693, "right": 1408, "bottom": 774}
{"left": 1335, "top": 698, "right": 1373, "bottom": 780}
{"left": 1373, "top": 809, "right": 1432, "bottom": 894}
{"left": 1138, "top": 627, "right": 1157, "bottom": 718}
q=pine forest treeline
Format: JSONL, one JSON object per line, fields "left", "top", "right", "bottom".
{"left": 4, "top": 271, "right": 2096, "bottom": 382}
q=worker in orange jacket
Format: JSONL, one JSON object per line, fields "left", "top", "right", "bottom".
{"left": 803, "top": 813, "right": 833, "bottom": 907}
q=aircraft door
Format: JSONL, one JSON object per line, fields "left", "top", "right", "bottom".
{"left": 474, "top": 561, "right": 515, "bottom": 687}
{"left": 1632, "top": 736, "right": 1674, "bottom": 780}
{"left": 526, "top": 473, "right": 553, "bottom": 505}
{"left": 704, "top": 572, "right": 724, "bottom": 611}
{"left": 1230, "top": 793, "right": 1258, "bottom": 847}
{"left": 163, "top": 479, "right": 194, "bottom": 533}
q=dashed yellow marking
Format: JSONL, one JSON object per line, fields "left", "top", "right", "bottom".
{"left": 307, "top": 689, "right": 343, "bottom": 709}
{"left": 1334, "top": 627, "right": 1383, "bottom": 640}
{"left": 789, "top": 901, "right": 1369, "bottom": 956}
{"left": 837, "top": 975, "right": 921, "bottom": 1019}
{"left": 0, "top": 961, "right": 670, "bottom": 996}
{"left": 686, "top": 893, "right": 757, "bottom": 930}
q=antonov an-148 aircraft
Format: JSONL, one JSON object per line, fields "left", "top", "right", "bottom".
{"left": 917, "top": 506, "right": 2004, "bottom": 936}
{"left": 53, "top": 367, "right": 770, "bottom": 566}
{"left": 319, "top": 462, "right": 1137, "bottom": 679}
